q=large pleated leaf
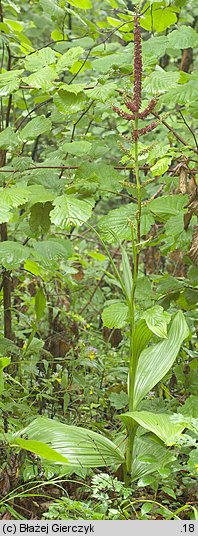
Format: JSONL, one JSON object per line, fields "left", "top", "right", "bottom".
{"left": 134, "top": 311, "right": 189, "bottom": 409}
{"left": 12, "top": 417, "right": 124, "bottom": 467}
{"left": 131, "top": 436, "right": 172, "bottom": 481}
{"left": 50, "top": 196, "right": 94, "bottom": 228}
{"left": 120, "top": 411, "right": 185, "bottom": 446}
{"left": 98, "top": 204, "right": 136, "bottom": 243}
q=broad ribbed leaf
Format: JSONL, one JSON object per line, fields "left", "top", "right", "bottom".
{"left": 121, "top": 411, "right": 185, "bottom": 446}
{"left": 144, "top": 70, "right": 179, "bottom": 94}
{"left": 143, "top": 305, "right": 171, "bottom": 339}
{"left": 141, "top": 6, "right": 177, "bottom": 32}
{"left": 161, "top": 81, "right": 198, "bottom": 106}
{"left": 167, "top": 26, "right": 198, "bottom": 49}
{"left": 28, "top": 185, "right": 55, "bottom": 205}
{"left": 56, "top": 47, "right": 84, "bottom": 73}
{"left": 0, "top": 242, "right": 30, "bottom": 269}
{"left": 150, "top": 157, "right": 172, "bottom": 176}
{"left": 1, "top": 186, "right": 29, "bottom": 207}
{"left": 102, "top": 302, "right": 129, "bottom": 329}
{"left": 24, "top": 47, "right": 56, "bottom": 71}
{"left": 20, "top": 116, "right": 52, "bottom": 141}
{"left": 133, "top": 312, "right": 189, "bottom": 409}
{"left": 0, "top": 70, "right": 23, "bottom": 97}
{"left": 61, "top": 141, "right": 92, "bottom": 156}
{"left": 23, "top": 67, "right": 57, "bottom": 90}
{"left": 131, "top": 436, "right": 171, "bottom": 481}
{"left": 0, "top": 201, "right": 11, "bottom": 223}
{"left": 12, "top": 417, "right": 124, "bottom": 467}
{"left": 149, "top": 194, "right": 188, "bottom": 220}
{"left": 98, "top": 204, "right": 136, "bottom": 243}
{"left": 86, "top": 83, "right": 116, "bottom": 102}
{"left": 51, "top": 196, "right": 94, "bottom": 228}
{"left": 32, "top": 239, "right": 73, "bottom": 268}
{"left": 0, "top": 127, "right": 19, "bottom": 150}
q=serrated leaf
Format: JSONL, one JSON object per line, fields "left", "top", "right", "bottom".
{"left": 131, "top": 435, "right": 171, "bottom": 481}
{"left": 1, "top": 186, "right": 29, "bottom": 207}
{"left": 60, "top": 83, "right": 85, "bottom": 95}
{"left": 29, "top": 202, "right": 52, "bottom": 235}
{"left": 0, "top": 201, "right": 11, "bottom": 223}
{"left": 0, "top": 127, "right": 19, "bottom": 150}
{"left": 50, "top": 196, "right": 94, "bottom": 228}
{"left": 109, "top": 391, "right": 128, "bottom": 410}
{"left": 168, "top": 26, "right": 198, "bottom": 49}
{"left": 142, "top": 36, "right": 167, "bottom": 59}
{"left": 20, "top": 116, "right": 52, "bottom": 141}
{"left": 61, "top": 141, "right": 92, "bottom": 156}
{"left": 54, "top": 90, "right": 86, "bottom": 114}
{"left": 141, "top": 5, "right": 177, "bottom": 32}
{"left": 143, "top": 305, "right": 171, "bottom": 339}
{"left": 0, "top": 69, "right": 23, "bottom": 96}
{"left": 121, "top": 411, "right": 184, "bottom": 446}
{"left": 133, "top": 311, "right": 189, "bottom": 409}
{"left": 150, "top": 157, "right": 172, "bottom": 176}
{"left": 86, "top": 83, "right": 116, "bottom": 102}
{"left": 56, "top": 47, "right": 84, "bottom": 73}
{"left": 161, "top": 80, "right": 198, "bottom": 106}
{"left": 22, "top": 66, "right": 57, "bottom": 90}
{"left": 149, "top": 194, "right": 188, "bottom": 220}
{"left": 0, "top": 242, "right": 30, "bottom": 269}
{"left": 12, "top": 417, "right": 124, "bottom": 467}
{"left": 98, "top": 204, "right": 136, "bottom": 243}
{"left": 144, "top": 70, "right": 179, "bottom": 94}
{"left": 27, "top": 185, "right": 55, "bottom": 205}
{"left": 102, "top": 302, "right": 129, "bottom": 329}
{"left": 40, "top": 0, "right": 64, "bottom": 18}
{"left": 24, "top": 47, "right": 56, "bottom": 71}
{"left": 32, "top": 239, "right": 73, "bottom": 268}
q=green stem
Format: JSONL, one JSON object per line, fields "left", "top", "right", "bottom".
{"left": 125, "top": 116, "right": 141, "bottom": 479}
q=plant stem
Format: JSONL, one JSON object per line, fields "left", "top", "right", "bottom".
{"left": 125, "top": 116, "right": 141, "bottom": 480}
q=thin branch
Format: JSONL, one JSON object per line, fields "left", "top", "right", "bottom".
{"left": 151, "top": 110, "right": 198, "bottom": 154}
{"left": 0, "top": 165, "right": 196, "bottom": 174}
{"left": 179, "top": 109, "right": 198, "bottom": 151}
